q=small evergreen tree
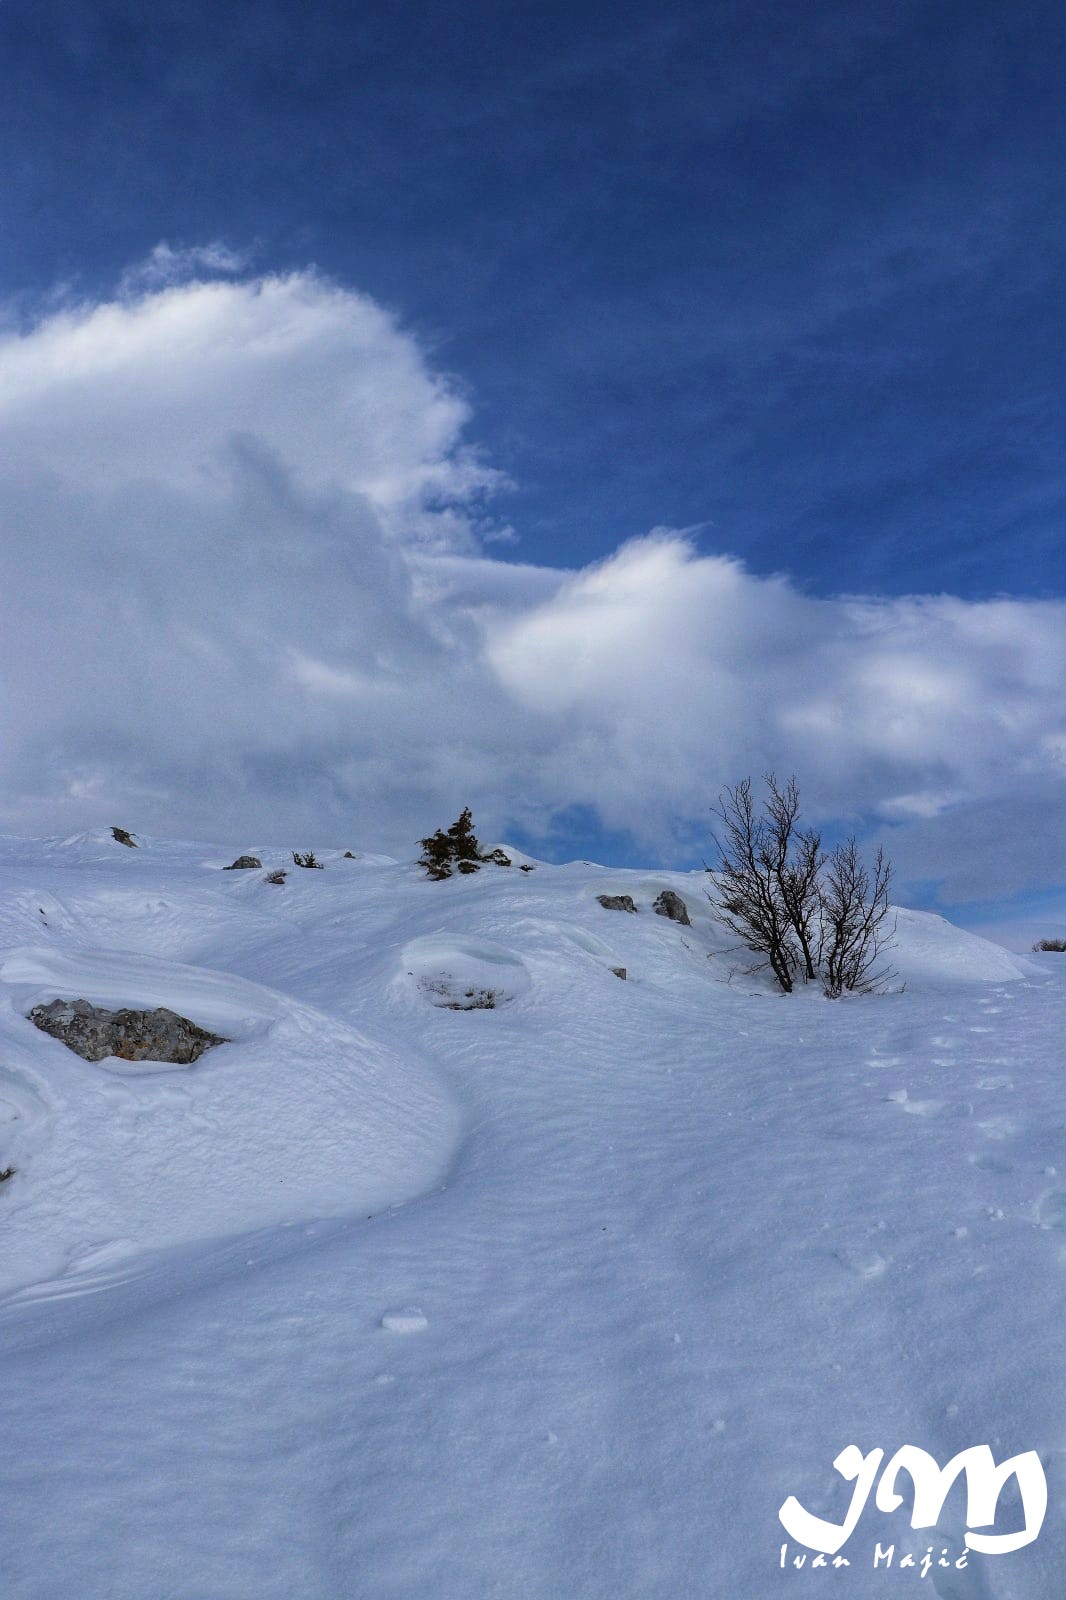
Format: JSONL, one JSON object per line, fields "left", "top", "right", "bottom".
{"left": 419, "top": 808, "right": 484, "bottom": 879}
{"left": 419, "top": 828, "right": 454, "bottom": 880}
{"left": 446, "top": 807, "right": 482, "bottom": 864}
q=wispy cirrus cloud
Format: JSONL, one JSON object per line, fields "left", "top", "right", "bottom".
{"left": 118, "top": 242, "right": 249, "bottom": 296}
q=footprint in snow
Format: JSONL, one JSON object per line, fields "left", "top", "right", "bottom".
{"left": 380, "top": 1308, "right": 428, "bottom": 1334}
{"left": 1038, "top": 1191, "right": 1066, "bottom": 1232}
{"left": 833, "top": 1247, "right": 889, "bottom": 1280}
{"left": 886, "top": 1088, "right": 949, "bottom": 1118}
{"left": 967, "top": 1151, "right": 1013, "bottom": 1175}
{"left": 975, "top": 1115, "right": 1018, "bottom": 1141}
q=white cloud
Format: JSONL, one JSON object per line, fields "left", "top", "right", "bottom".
{"left": 118, "top": 242, "right": 248, "bottom": 295}
{"left": 482, "top": 539, "right": 1066, "bottom": 861}
{"left": 1, "top": 260, "right": 1064, "bottom": 899}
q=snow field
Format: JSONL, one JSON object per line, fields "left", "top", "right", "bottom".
{"left": 0, "top": 831, "right": 1061, "bottom": 1598}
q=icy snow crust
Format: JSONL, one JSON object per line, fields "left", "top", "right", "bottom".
{"left": 0, "top": 830, "right": 1062, "bottom": 1597}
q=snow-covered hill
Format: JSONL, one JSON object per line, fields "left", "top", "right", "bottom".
{"left": 0, "top": 831, "right": 1062, "bottom": 1597}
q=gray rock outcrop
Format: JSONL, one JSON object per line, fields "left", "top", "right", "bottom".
{"left": 597, "top": 894, "right": 638, "bottom": 913}
{"left": 224, "top": 855, "right": 262, "bottom": 870}
{"left": 653, "top": 890, "right": 691, "bottom": 926}
{"left": 29, "top": 998, "right": 228, "bottom": 1065}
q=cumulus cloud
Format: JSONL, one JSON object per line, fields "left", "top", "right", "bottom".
{"left": 483, "top": 540, "right": 1066, "bottom": 866}
{"left": 1, "top": 258, "right": 1064, "bottom": 903}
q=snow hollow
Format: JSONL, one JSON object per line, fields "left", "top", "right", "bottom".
{"left": 0, "top": 829, "right": 1063, "bottom": 1598}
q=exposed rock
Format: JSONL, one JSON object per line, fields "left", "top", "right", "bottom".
{"left": 265, "top": 869, "right": 287, "bottom": 885}
{"left": 343, "top": 851, "right": 357, "bottom": 859}
{"left": 597, "top": 894, "right": 638, "bottom": 914}
{"left": 653, "top": 890, "right": 691, "bottom": 926}
{"left": 0, "top": 1166, "right": 14, "bottom": 1184}
{"left": 111, "top": 826, "right": 137, "bottom": 847}
{"left": 418, "top": 978, "right": 498, "bottom": 1010}
{"left": 610, "top": 967, "right": 627, "bottom": 981}
{"left": 519, "top": 864, "right": 535, "bottom": 872}
{"left": 29, "top": 998, "right": 228, "bottom": 1065}
{"left": 224, "top": 855, "right": 262, "bottom": 871}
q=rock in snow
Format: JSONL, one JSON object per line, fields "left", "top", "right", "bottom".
{"left": 653, "top": 889, "right": 691, "bottom": 925}
{"left": 596, "top": 893, "right": 638, "bottom": 913}
{"left": 224, "top": 855, "right": 262, "bottom": 870}
{"left": 28, "top": 998, "right": 228, "bottom": 1064}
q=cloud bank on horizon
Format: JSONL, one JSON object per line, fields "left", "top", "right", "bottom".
{"left": 2, "top": 258, "right": 1064, "bottom": 909}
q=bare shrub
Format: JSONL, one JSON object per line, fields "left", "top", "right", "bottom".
{"left": 707, "top": 777, "right": 801, "bottom": 993}
{"left": 819, "top": 838, "right": 895, "bottom": 997}
{"left": 764, "top": 774, "right": 823, "bottom": 983}
{"left": 709, "top": 775, "right": 894, "bottom": 997}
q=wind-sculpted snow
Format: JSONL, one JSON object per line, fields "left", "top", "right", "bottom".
{"left": 0, "top": 941, "right": 460, "bottom": 1296}
{"left": 401, "top": 933, "right": 532, "bottom": 1009}
{"left": 888, "top": 907, "right": 1036, "bottom": 987}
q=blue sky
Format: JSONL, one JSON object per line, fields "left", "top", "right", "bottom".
{"left": 1, "top": 0, "right": 1064, "bottom": 942}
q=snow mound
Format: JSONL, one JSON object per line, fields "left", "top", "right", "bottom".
{"left": 481, "top": 842, "right": 542, "bottom": 869}
{"left": 0, "top": 943, "right": 460, "bottom": 1295}
{"left": 402, "top": 934, "right": 532, "bottom": 1010}
{"left": 890, "top": 907, "right": 1037, "bottom": 986}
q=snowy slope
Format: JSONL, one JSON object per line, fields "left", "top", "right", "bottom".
{"left": 0, "top": 831, "right": 1062, "bottom": 1599}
